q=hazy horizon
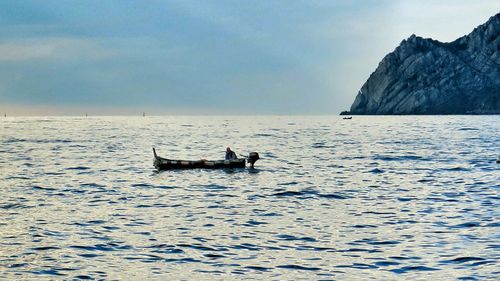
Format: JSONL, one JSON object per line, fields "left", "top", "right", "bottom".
{"left": 1, "top": 0, "right": 498, "bottom": 116}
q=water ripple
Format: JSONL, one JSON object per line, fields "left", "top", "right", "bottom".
{"left": 1, "top": 115, "right": 498, "bottom": 280}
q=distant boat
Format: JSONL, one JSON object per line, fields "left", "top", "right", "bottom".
{"left": 143, "top": 112, "right": 146, "bottom": 117}
{"left": 153, "top": 148, "right": 259, "bottom": 170}
{"left": 343, "top": 116, "right": 352, "bottom": 120}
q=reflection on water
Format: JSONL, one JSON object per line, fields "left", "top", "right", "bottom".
{"left": 0, "top": 116, "right": 498, "bottom": 280}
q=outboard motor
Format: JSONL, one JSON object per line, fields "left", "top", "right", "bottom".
{"left": 248, "top": 152, "right": 260, "bottom": 168}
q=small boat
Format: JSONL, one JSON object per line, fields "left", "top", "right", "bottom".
{"left": 343, "top": 116, "right": 352, "bottom": 120}
{"left": 153, "top": 148, "right": 259, "bottom": 170}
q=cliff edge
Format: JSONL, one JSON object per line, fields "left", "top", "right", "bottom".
{"left": 346, "top": 13, "right": 500, "bottom": 115}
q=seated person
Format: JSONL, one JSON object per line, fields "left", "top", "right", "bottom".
{"left": 225, "top": 147, "right": 237, "bottom": 160}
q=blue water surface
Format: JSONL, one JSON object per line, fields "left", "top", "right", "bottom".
{"left": 0, "top": 116, "right": 499, "bottom": 280}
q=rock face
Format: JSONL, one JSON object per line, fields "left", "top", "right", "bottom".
{"left": 348, "top": 13, "right": 500, "bottom": 115}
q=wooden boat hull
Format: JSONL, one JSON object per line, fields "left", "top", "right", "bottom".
{"left": 154, "top": 157, "right": 246, "bottom": 170}
{"left": 153, "top": 148, "right": 258, "bottom": 170}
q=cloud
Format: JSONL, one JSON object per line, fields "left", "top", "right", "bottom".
{"left": 392, "top": 0, "right": 500, "bottom": 41}
{"left": 0, "top": 37, "right": 117, "bottom": 61}
{"left": 0, "top": 0, "right": 498, "bottom": 115}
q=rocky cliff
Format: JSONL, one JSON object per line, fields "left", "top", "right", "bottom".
{"left": 347, "top": 13, "right": 500, "bottom": 115}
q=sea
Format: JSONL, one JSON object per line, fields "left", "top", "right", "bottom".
{"left": 0, "top": 115, "right": 498, "bottom": 280}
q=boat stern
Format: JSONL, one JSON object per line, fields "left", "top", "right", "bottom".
{"left": 248, "top": 152, "right": 260, "bottom": 168}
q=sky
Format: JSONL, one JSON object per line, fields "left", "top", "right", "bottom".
{"left": 0, "top": 0, "right": 498, "bottom": 115}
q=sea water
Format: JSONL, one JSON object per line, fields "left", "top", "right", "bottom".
{"left": 0, "top": 116, "right": 498, "bottom": 280}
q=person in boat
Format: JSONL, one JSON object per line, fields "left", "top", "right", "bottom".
{"left": 225, "top": 147, "right": 237, "bottom": 160}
